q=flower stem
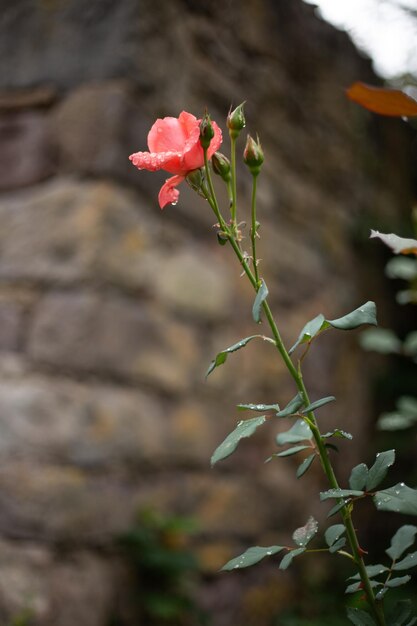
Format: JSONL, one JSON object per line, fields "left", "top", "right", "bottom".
{"left": 230, "top": 134, "right": 238, "bottom": 228}
{"left": 201, "top": 172, "right": 386, "bottom": 625}
{"left": 250, "top": 173, "right": 260, "bottom": 284}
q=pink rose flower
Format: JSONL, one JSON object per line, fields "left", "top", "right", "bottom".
{"left": 129, "top": 111, "right": 222, "bottom": 208}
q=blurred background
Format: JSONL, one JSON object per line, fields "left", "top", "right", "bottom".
{"left": 0, "top": 0, "right": 416, "bottom": 624}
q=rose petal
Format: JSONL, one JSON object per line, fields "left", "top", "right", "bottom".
{"left": 158, "top": 175, "right": 185, "bottom": 209}
{"left": 129, "top": 150, "right": 184, "bottom": 175}
{"left": 148, "top": 116, "right": 188, "bottom": 153}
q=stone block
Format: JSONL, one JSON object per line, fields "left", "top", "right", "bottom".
{"left": 0, "top": 109, "right": 54, "bottom": 189}
{"left": 28, "top": 293, "right": 200, "bottom": 392}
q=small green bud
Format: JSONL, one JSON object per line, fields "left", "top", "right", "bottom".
{"left": 243, "top": 135, "right": 264, "bottom": 176}
{"left": 227, "top": 102, "right": 246, "bottom": 139}
{"left": 212, "top": 151, "right": 231, "bottom": 182}
{"left": 199, "top": 112, "right": 215, "bottom": 150}
{"left": 186, "top": 168, "right": 204, "bottom": 193}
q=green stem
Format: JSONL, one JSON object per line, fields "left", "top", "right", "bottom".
{"left": 250, "top": 173, "right": 260, "bottom": 284}
{"left": 201, "top": 175, "right": 386, "bottom": 625}
{"left": 230, "top": 134, "right": 237, "bottom": 227}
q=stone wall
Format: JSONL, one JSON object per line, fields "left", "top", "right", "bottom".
{"left": 0, "top": 0, "right": 413, "bottom": 624}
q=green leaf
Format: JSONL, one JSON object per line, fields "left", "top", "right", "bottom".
{"left": 276, "top": 419, "right": 312, "bottom": 445}
{"left": 296, "top": 453, "right": 315, "bottom": 478}
{"left": 206, "top": 335, "right": 267, "bottom": 377}
{"left": 320, "top": 488, "right": 365, "bottom": 501}
{"left": 289, "top": 314, "right": 326, "bottom": 354}
{"left": 404, "top": 331, "right": 417, "bottom": 356}
{"left": 327, "top": 500, "right": 348, "bottom": 518}
{"left": 276, "top": 445, "right": 311, "bottom": 457}
{"left": 370, "top": 230, "right": 417, "bottom": 255}
{"left": 279, "top": 547, "right": 305, "bottom": 570}
{"left": 386, "top": 525, "right": 417, "bottom": 560}
{"left": 346, "top": 607, "right": 376, "bottom": 625}
{"left": 377, "top": 412, "right": 416, "bottom": 431}
{"left": 329, "top": 537, "right": 346, "bottom": 553}
{"left": 345, "top": 580, "right": 380, "bottom": 595}
{"left": 397, "top": 396, "right": 417, "bottom": 417}
{"left": 302, "top": 395, "right": 335, "bottom": 413}
{"left": 366, "top": 450, "right": 395, "bottom": 491}
{"left": 252, "top": 280, "right": 268, "bottom": 323}
{"left": 392, "top": 551, "right": 417, "bottom": 570}
{"left": 292, "top": 516, "right": 318, "bottom": 547}
{"left": 237, "top": 402, "right": 280, "bottom": 412}
{"left": 325, "top": 524, "right": 346, "bottom": 547}
{"left": 359, "top": 328, "right": 402, "bottom": 354}
{"left": 388, "top": 599, "right": 416, "bottom": 626}
{"left": 374, "top": 484, "right": 417, "bottom": 516}
{"left": 322, "top": 429, "right": 353, "bottom": 440}
{"left": 349, "top": 463, "right": 369, "bottom": 491}
{"left": 211, "top": 416, "right": 266, "bottom": 466}
{"left": 385, "top": 575, "right": 411, "bottom": 588}
{"left": 385, "top": 256, "right": 417, "bottom": 280}
{"left": 221, "top": 545, "right": 284, "bottom": 571}
{"left": 328, "top": 301, "right": 377, "bottom": 330}
{"left": 276, "top": 393, "right": 304, "bottom": 417}
{"left": 349, "top": 564, "right": 389, "bottom": 580}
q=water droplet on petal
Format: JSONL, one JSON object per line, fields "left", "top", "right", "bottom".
{"left": 171, "top": 201, "right": 178, "bottom": 206}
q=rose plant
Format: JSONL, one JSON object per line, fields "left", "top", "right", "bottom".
{"left": 130, "top": 104, "right": 417, "bottom": 625}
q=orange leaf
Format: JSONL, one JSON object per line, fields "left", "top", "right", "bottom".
{"left": 346, "top": 82, "right": 417, "bottom": 117}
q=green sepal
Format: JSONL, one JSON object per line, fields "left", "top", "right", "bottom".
{"left": 252, "top": 280, "right": 268, "bottom": 323}
{"left": 211, "top": 416, "right": 266, "bottom": 466}
{"left": 221, "top": 545, "right": 284, "bottom": 571}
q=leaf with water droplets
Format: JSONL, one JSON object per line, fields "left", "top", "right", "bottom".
{"left": 237, "top": 402, "right": 280, "bottom": 412}
{"left": 302, "top": 396, "right": 335, "bottom": 414}
{"left": 252, "top": 280, "right": 268, "bottom": 323}
{"left": 345, "top": 580, "right": 381, "bottom": 595}
{"left": 325, "top": 524, "right": 346, "bottom": 548}
{"left": 320, "top": 488, "right": 364, "bottom": 501}
{"left": 292, "top": 516, "right": 318, "bottom": 547}
{"left": 366, "top": 449, "right": 395, "bottom": 491}
{"left": 374, "top": 484, "right": 417, "bottom": 516}
{"left": 221, "top": 545, "right": 284, "bottom": 571}
{"left": 289, "top": 314, "right": 326, "bottom": 354}
{"left": 206, "top": 335, "right": 268, "bottom": 377}
{"left": 296, "top": 453, "right": 315, "bottom": 478}
{"left": 392, "top": 551, "right": 417, "bottom": 571}
{"left": 322, "top": 429, "right": 353, "bottom": 440}
{"left": 276, "top": 393, "right": 304, "bottom": 417}
{"left": 327, "top": 500, "right": 348, "bottom": 518}
{"left": 386, "top": 525, "right": 417, "bottom": 560}
{"left": 211, "top": 416, "right": 266, "bottom": 466}
{"left": 349, "top": 463, "right": 369, "bottom": 491}
{"left": 346, "top": 607, "right": 377, "bottom": 626}
{"left": 328, "top": 301, "right": 377, "bottom": 330}
{"left": 276, "top": 419, "right": 312, "bottom": 445}
{"left": 279, "top": 547, "right": 306, "bottom": 570}
{"left": 349, "top": 564, "right": 389, "bottom": 581}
